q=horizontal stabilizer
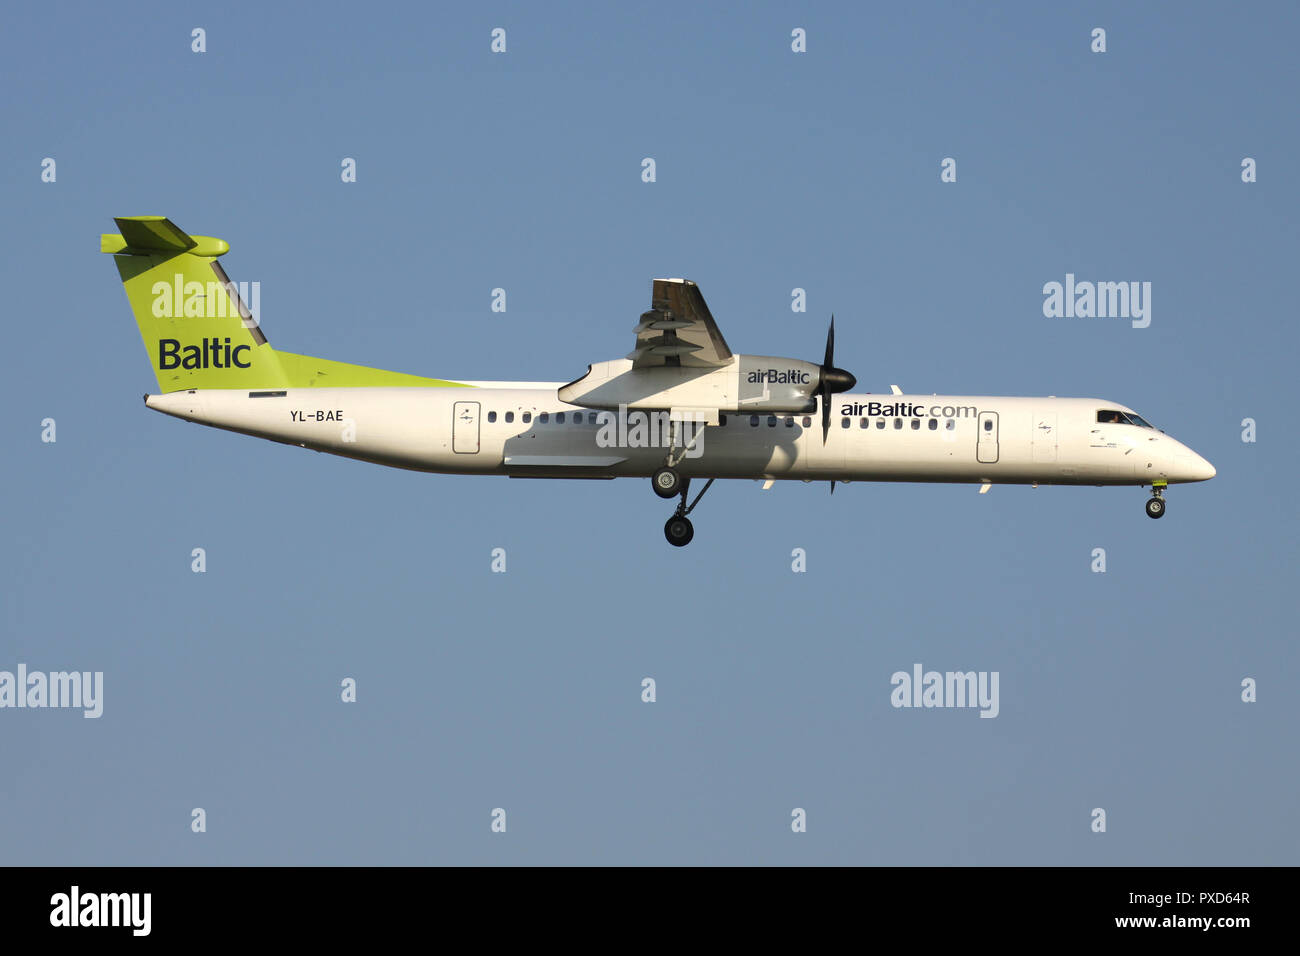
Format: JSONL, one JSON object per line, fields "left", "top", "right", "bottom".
{"left": 102, "top": 216, "right": 230, "bottom": 258}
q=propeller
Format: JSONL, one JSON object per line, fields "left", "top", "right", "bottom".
{"left": 818, "top": 314, "right": 857, "bottom": 444}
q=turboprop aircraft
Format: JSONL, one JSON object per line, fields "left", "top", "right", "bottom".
{"left": 104, "top": 216, "right": 1215, "bottom": 547}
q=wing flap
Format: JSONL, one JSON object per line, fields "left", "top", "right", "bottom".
{"left": 629, "top": 279, "right": 733, "bottom": 369}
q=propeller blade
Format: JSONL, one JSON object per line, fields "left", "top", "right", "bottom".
{"left": 817, "top": 313, "right": 855, "bottom": 444}
{"left": 830, "top": 479, "right": 837, "bottom": 495}
{"left": 820, "top": 314, "right": 834, "bottom": 444}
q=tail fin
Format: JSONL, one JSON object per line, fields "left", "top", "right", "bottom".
{"left": 103, "top": 216, "right": 286, "bottom": 392}
{"left": 105, "top": 216, "right": 472, "bottom": 393}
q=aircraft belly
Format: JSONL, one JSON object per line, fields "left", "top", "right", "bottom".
{"left": 154, "top": 389, "right": 471, "bottom": 473}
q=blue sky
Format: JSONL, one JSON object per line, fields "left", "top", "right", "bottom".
{"left": 2, "top": 0, "right": 1296, "bottom": 864}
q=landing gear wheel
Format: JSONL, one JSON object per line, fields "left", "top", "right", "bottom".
{"left": 652, "top": 467, "right": 682, "bottom": 499}
{"left": 664, "top": 515, "right": 695, "bottom": 547}
{"left": 1145, "top": 496, "right": 1165, "bottom": 519}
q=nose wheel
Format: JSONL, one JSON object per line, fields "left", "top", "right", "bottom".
{"left": 1145, "top": 481, "right": 1166, "bottom": 519}
{"left": 661, "top": 476, "right": 716, "bottom": 547}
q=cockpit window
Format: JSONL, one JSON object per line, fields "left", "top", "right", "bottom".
{"left": 1097, "top": 409, "right": 1154, "bottom": 428}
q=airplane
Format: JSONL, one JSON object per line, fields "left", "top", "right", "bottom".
{"left": 104, "top": 216, "right": 1216, "bottom": 547}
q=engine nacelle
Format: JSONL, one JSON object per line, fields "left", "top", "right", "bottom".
{"left": 558, "top": 355, "right": 823, "bottom": 414}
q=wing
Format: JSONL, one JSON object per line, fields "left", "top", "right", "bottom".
{"left": 629, "top": 278, "right": 734, "bottom": 369}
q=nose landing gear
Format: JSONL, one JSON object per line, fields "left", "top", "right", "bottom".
{"left": 1145, "top": 480, "right": 1166, "bottom": 519}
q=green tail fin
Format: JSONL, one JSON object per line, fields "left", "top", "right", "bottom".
{"left": 104, "top": 216, "right": 284, "bottom": 392}
{"left": 103, "top": 216, "right": 470, "bottom": 393}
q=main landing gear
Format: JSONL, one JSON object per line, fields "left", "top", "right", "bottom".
{"left": 655, "top": 470, "right": 716, "bottom": 547}
{"left": 653, "top": 421, "right": 714, "bottom": 545}
{"left": 664, "top": 513, "right": 694, "bottom": 547}
{"left": 1145, "top": 481, "right": 1167, "bottom": 519}
{"left": 652, "top": 466, "right": 682, "bottom": 499}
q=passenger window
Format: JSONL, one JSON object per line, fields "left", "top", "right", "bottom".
{"left": 984, "top": 419, "right": 993, "bottom": 431}
{"left": 522, "top": 412, "right": 532, "bottom": 423}
{"left": 487, "top": 411, "right": 497, "bottom": 423}
{"left": 767, "top": 416, "right": 777, "bottom": 427}
{"left": 539, "top": 412, "right": 548, "bottom": 424}
{"left": 928, "top": 419, "right": 938, "bottom": 430}
{"left": 556, "top": 412, "right": 566, "bottom": 424}
{"left": 876, "top": 419, "right": 885, "bottom": 429}
{"left": 911, "top": 419, "right": 920, "bottom": 430}
{"left": 893, "top": 419, "right": 903, "bottom": 430}
{"left": 841, "top": 417, "right": 850, "bottom": 429}
{"left": 860, "top": 418, "right": 869, "bottom": 429}
{"left": 750, "top": 415, "right": 759, "bottom": 427}
{"left": 572, "top": 412, "right": 583, "bottom": 424}
{"left": 945, "top": 419, "right": 954, "bottom": 430}
{"left": 802, "top": 416, "right": 812, "bottom": 428}
{"left": 505, "top": 411, "right": 514, "bottom": 423}
{"left": 785, "top": 417, "right": 794, "bottom": 427}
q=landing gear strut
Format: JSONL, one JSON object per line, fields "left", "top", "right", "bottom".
{"left": 662, "top": 477, "right": 716, "bottom": 547}
{"left": 654, "top": 419, "right": 715, "bottom": 545}
{"left": 651, "top": 418, "right": 709, "bottom": 501}
{"left": 1145, "top": 481, "right": 1166, "bottom": 520}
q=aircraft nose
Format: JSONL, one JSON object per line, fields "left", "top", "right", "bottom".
{"left": 1177, "top": 450, "right": 1216, "bottom": 482}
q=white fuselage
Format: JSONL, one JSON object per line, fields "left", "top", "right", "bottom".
{"left": 145, "top": 385, "right": 1216, "bottom": 487}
